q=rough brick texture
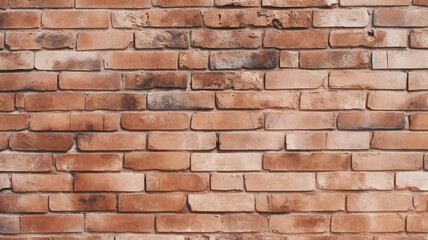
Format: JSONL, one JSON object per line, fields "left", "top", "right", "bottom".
{"left": 0, "top": 0, "right": 426, "bottom": 239}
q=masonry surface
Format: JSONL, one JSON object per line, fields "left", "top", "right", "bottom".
{"left": 0, "top": 0, "right": 428, "bottom": 239}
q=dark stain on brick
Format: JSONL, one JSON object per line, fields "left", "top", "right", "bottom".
{"left": 35, "top": 32, "right": 73, "bottom": 49}
{"left": 121, "top": 94, "right": 138, "bottom": 110}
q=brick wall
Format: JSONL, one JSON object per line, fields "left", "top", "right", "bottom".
{"left": 0, "top": 0, "right": 428, "bottom": 239}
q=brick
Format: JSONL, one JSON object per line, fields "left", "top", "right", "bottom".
{"left": 30, "top": 112, "right": 104, "bottom": 131}
{"left": 264, "top": 30, "right": 328, "bottom": 49}
{"left": 0, "top": 154, "right": 51, "bottom": 172}
{"left": 0, "top": 12, "right": 40, "bottom": 29}
{"left": 86, "top": 213, "right": 153, "bottom": 233}
{"left": 104, "top": 114, "right": 120, "bottom": 131}
{"left": 407, "top": 215, "right": 428, "bottom": 232}
{"left": 105, "top": 52, "right": 178, "bottom": 70}
{"left": 59, "top": 72, "right": 120, "bottom": 90}
{"left": 300, "top": 51, "right": 370, "bottom": 69}
{"left": 0, "top": 194, "right": 47, "bottom": 213}
{"left": 86, "top": 93, "right": 146, "bottom": 111}
{"left": 411, "top": 113, "right": 428, "bottom": 130}
{"left": 10, "top": 0, "right": 74, "bottom": 7}
{"left": 119, "top": 193, "right": 186, "bottom": 212}
{"left": 317, "top": 172, "right": 394, "bottom": 190}
{"left": 396, "top": 172, "right": 428, "bottom": 190}
{"left": 216, "top": 91, "right": 299, "bottom": 109}
{"left": 122, "top": 112, "right": 190, "bottom": 130}
{"left": 210, "top": 51, "right": 277, "bottom": 69}
{"left": 415, "top": 195, "right": 428, "bottom": 211}
{"left": 0, "top": 72, "right": 57, "bottom": 91}
{"left": 265, "top": 70, "right": 327, "bottom": 89}
{"left": 353, "top": 153, "right": 423, "bottom": 171}
{"left": 154, "top": 0, "right": 212, "bottom": 6}
{"left": 191, "top": 153, "right": 262, "bottom": 171}
{"left": 74, "top": 173, "right": 144, "bottom": 192}
{"left": 245, "top": 173, "right": 315, "bottom": 191}
{"left": 146, "top": 173, "right": 209, "bottom": 192}
{"left": 219, "top": 132, "right": 285, "bottom": 150}
{"left": 124, "top": 72, "right": 187, "bottom": 90}
{"left": 256, "top": 193, "right": 345, "bottom": 212}
{"left": 368, "top": 92, "right": 428, "bottom": 110}
{"left": 410, "top": 30, "right": 428, "bottom": 48}
{"left": 414, "top": 0, "right": 428, "bottom": 5}
{"left": 215, "top": 0, "right": 259, "bottom": 6}
{"left": 116, "top": 236, "right": 185, "bottom": 240}
{"left": 374, "top": 9, "right": 428, "bottom": 27}
{"left": 328, "top": 132, "right": 371, "bottom": 150}
{"left": 0, "top": 0, "right": 4, "bottom": 9}
{"left": 211, "top": 173, "right": 243, "bottom": 191}
{"left": 0, "top": 134, "right": 7, "bottom": 150}
{"left": 338, "top": 112, "right": 405, "bottom": 130}
{"left": 125, "top": 152, "right": 189, "bottom": 171}
{"left": 49, "top": 194, "right": 116, "bottom": 211}
{"left": 203, "top": 9, "right": 311, "bottom": 28}
{"left": 189, "top": 193, "right": 254, "bottom": 212}
{"left": 10, "top": 133, "right": 73, "bottom": 151}
{"left": 341, "top": 0, "right": 409, "bottom": 5}
{"left": 148, "top": 132, "right": 216, "bottom": 150}
{"left": 314, "top": 9, "right": 369, "bottom": 27}
{"left": 264, "top": 153, "right": 350, "bottom": 171}
{"left": 301, "top": 91, "right": 366, "bottom": 110}
{"left": 280, "top": 51, "right": 299, "bottom": 68}
{"left": 6, "top": 32, "right": 75, "bottom": 50}
{"left": 23, "top": 93, "right": 85, "bottom": 111}
{"left": 330, "top": 29, "right": 407, "bottom": 48}
{"left": 286, "top": 132, "right": 327, "bottom": 150}
{"left": 77, "top": 133, "right": 146, "bottom": 151}
{"left": 0, "top": 52, "right": 34, "bottom": 70}
{"left": 0, "top": 174, "right": 10, "bottom": 190}
{"left": 35, "top": 52, "right": 102, "bottom": 71}
{"left": 148, "top": 92, "right": 214, "bottom": 110}
{"left": 192, "top": 30, "right": 261, "bottom": 49}
{"left": 347, "top": 193, "right": 413, "bottom": 212}
{"left": 0, "top": 94, "right": 14, "bottom": 112}
{"left": 376, "top": 51, "right": 428, "bottom": 69}
{"left": 262, "top": 0, "right": 337, "bottom": 7}
{"left": 329, "top": 71, "right": 407, "bottom": 90}
{"left": 222, "top": 214, "right": 267, "bottom": 232}
{"left": 77, "top": 31, "right": 132, "bottom": 50}
{"left": 179, "top": 51, "right": 208, "bottom": 70}
{"left": 372, "top": 132, "right": 428, "bottom": 150}
{"left": 112, "top": 10, "right": 203, "bottom": 28}
{"left": 56, "top": 154, "right": 122, "bottom": 172}
{"left": 0, "top": 114, "right": 28, "bottom": 130}
{"left": 192, "top": 72, "right": 263, "bottom": 90}
{"left": 191, "top": 112, "right": 263, "bottom": 130}
{"left": 270, "top": 215, "right": 330, "bottom": 233}
{"left": 76, "top": 0, "right": 151, "bottom": 8}
{"left": 331, "top": 214, "right": 404, "bottom": 233}
{"left": 12, "top": 174, "right": 72, "bottom": 192}
{"left": 265, "top": 112, "right": 335, "bottom": 130}
{"left": 0, "top": 215, "right": 19, "bottom": 234}
{"left": 409, "top": 72, "right": 428, "bottom": 91}
{"left": 157, "top": 214, "right": 220, "bottom": 232}
{"left": 135, "top": 30, "right": 189, "bottom": 49}
{"left": 42, "top": 11, "right": 109, "bottom": 29}
{"left": 373, "top": 237, "right": 425, "bottom": 240}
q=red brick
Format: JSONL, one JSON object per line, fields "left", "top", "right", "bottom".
{"left": 338, "top": 112, "right": 405, "bottom": 130}
{"left": 410, "top": 113, "right": 428, "bottom": 130}
{"left": 119, "top": 193, "right": 186, "bottom": 212}
{"left": 280, "top": 51, "right": 299, "bottom": 68}
{"left": 0, "top": 0, "right": 5, "bottom": 8}
{"left": 216, "top": 91, "right": 298, "bottom": 109}
{"left": 6, "top": 32, "right": 75, "bottom": 50}
{"left": 317, "top": 172, "right": 394, "bottom": 190}
{"left": 112, "top": 10, "right": 202, "bottom": 28}
{"left": 191, "top": 153, "right": 262, "bottom": 171}
{"left": 49, "top": 194, "right": 116, "bottom": 211}
{"left": 264, "top": 153, "right": 349, "bottom": 171}
{"left": 105, "top": 52, "right": 178, "bottom": 70}
{"left": 264, "top": 30, "right": 328, "bottom": 49}
{"left": 414, "top": 0, "right": 428, "bottom": 5}
{"left": 265, "top": 70, "right": 327, "bottom": 90}
{"left": 330, "top": 30, "right": 407, "bottom": 48}
{"left": 0, "top": 12, "right": 40, "bottom": 29}
{"left": 189, "top": 193, "right": 254, "bottom": 212}
{"left": 12, "top": 174, "right": 72, "bottom": 192}
{"left": 341, "top": 0, "right": 409, "bottom": 5}
{"left": 286, "top": 132, "right": 327, "bottom": 150}
{"left": 192, "top": 72, "right": 263, "bottom": 90}
{"left": 76, "top": 0, "right": 151, "bottom": 8}
{"left": 374, "top": 9, "right": 428, "bottom": 27}
{"left": 77, "top": 133, "right": 146, "bottom": 151}
{"left": 0, "top": 154, "right": 51, "bottom": 172}
{"left": 0, "top": 114, "right": 28, "bottom": 130}
{"left": 0, "top": 134, "right": 7, "bottom": 150}
{"left": 124, "top": 152, "right": 189, "bottom": 171}
{"left": 352, "top": 153, "right": 423, "bottom": 171}
{"left": 211, "top": 173, "right": 243, "bottom": 191}
{"left": 347, "top": 193, "right": 413, "bottom": 212}
{"left": 146, "top": 173, "right": 209, "bottom": 192}
{"left": 372, "top": 132, "right": 428, "bottom": 150}
{"left": 266, "top": 112, "right": 335, "bottom": 130}
{"left": 124, "top": 72, "right": 188, "bottom": 89}
{"left": 301, "top": 91, "right": 366, "bottom": 110}
{"left": 313, "top": 9, "right": 369, "bottom": 27}
{"left": 135, "top": 30, "right": 189, "bottom": 49}
{"left": 0, "top": 215, "right": 19, "bottom": 233}
{"left": 10, "top": 133, "right": 73, "bottom": 151}
{"left": 42, "top": 11, "right": 109, "bottom": 29}
{"left": 409, "top": 72, "right": 428, "bottom": 91}
{"left": 222, "top": 214, "right": 268, "bottom": 232}
{"left": 77, "top": 31, "right": 133, "bottom": 50}
{"left": 30, "top": 112, "right": 104, "bottom": 131}
{"left": 75, "top": 173, "right": 144, "bottom": 192}
{"left": 148, "top": 132, "right": 216, "bottom": 150}
{"left": 0, "top": 174, "right": 10, "bottom": 190}
{"left": 122, "top": 112, "right": 190, "bottom": 130}
{"left": 55, "top": 154, "right": 122, "bottom": 172}
{"left": 192, "top": 111, "right": 263, "bottom": 130}
{"left": 300, "top": 51, "right": 370, "bottom": 69}
{"left": 245, "top": 173, "right": 315, "bottom": 191}
{"left": 210, "top": 51, "right": 277, "bottom": 69}
{"left": 35, "top": 52, "right": 102, "bottom": 71}
{"left": 86, "top": 93, "right": 145, "bottom": 111}
{"left": 328, "top": 132, "right": 371, "bottom": 150}
{"left": 407, "top": 215, "right": 428, "bottom": 232}
{"left": 23, "top": 93, "right": 85, "bottom": 111}
{"left": 86, "top": 214, "right": 153, "bottom": 233}
{"left": 0, "top": 94, "right": 14, "bottom": 112}
{"left": 179, "top": 51, "right": 208, "bottom": 70}
{"left": 262, "top": 0, "right": 337, "bottom": 7}
{"left": 10, "top": 0, "right": 74, "bottom": 8}
{"left": 414, "top": 195, "right": 428, "bottom": 211}
{"left": 411, "top": 30, "right": 428, "bottom": 48}
{"left": 156, "top": 214, "right": 220, "bottom": 232}
{"left": 368, "top": 92, "right": 428, "bottom": 110}
{"left": 270, "top": 215, "right": 330, "bottom": 233}
{"left": 0, "top": 72, "right": 57, "bottom": 91}
{"left": 331, "top": 214, "right": 404, "bottom": 233}
{"left": 0, "top": 194, "right": 48, "bottom": 213}
{"left": 155, "top": 0, "right": 212, "bottom": 6}
{"left": 256, "top": 193, "right": 345, "bottom": 212}
{"left": 396, "top": 172, "right": 428, "bottom": 191}
{"left": 192, "top": 29, "right": 261, "bottom": 49}
{"left": 219, "top": 132, "right": 285, "bottom": 150}
{"left": 59, "top": 72, "right": 120, "bottom": 90}
{"left": 0, "top": 52, "right": 34, "bottom": 70}
{"left": 330, "top": 71, "right": 407, "bottom": 90}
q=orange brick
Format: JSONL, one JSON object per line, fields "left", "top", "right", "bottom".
{"left": 119, "top": 193, "right": 186, "bottom": 212}
{"left": 0, "top": 215, "right": 19, "bottom": 233}
{"left": 210, "top": 51, "right": 277, "bottom": 69}
{"left": 42, "top": 10, "right": 109, "bottom": 29}
{"left": 0, "top": 52, "right": 34, "bottom": 70}
{"left": 409, "top": 72, "right": 428, "bottom": 91}
{"left": 21, "top": 215, "right": 84, "bottom": 233}
{"left": 111, "top": 10, "right": 202, "bottom": 28}
{"left": 192, "top": 72, "right": 263, "bottom": 90}
{"left": 0, "top": 114, "right": 28, "bottom": 130}
{"left": 192, "top": 29, "right": 261, "bottom": 49}
{"left": 49, "top": 194, "right": 116, "bottom": 211}
{"left": 352, "top": 153, "right": 423, "bottom": 171}
{"left": 264, "top": 30, "right": 328, "bottom": 49}
{"left": 124, "top": 72, "right": 188, "bottom": 89}
{"left": 265, "top": 112, "right": 335, "bottom": 130}
{"left": 135, "top": 30, "right": 189, "bottom": 49}
{"left": 191, "top": 153, "right": 262, "bottom": 171}
{"left": 414, "top": 195, "right": 428, "bottom": 211}
{"left": 262, "top": 0, "right": 337, "bottom": 7}
{"left": 245, "top": 173, "right": 315, "bottom": 191}
{"left": 313, "top": 9, "right": 369, "bottom": 27}
{"left": 124, "top": 152, "right": 189, "bottom": 171}
{"left": 407, "top": 215, "right": 428, "bottom": 232}
{"left": 191, "top": 111, "right": 263, "bottom": 130}
{"left": 156, "top": 214, "right": 220, "bottom": 233}
{"left": 301, "top": 91, "right": 366, "bottom": 110}
{"left": 339, "top": 112, "right": 405, "bottom": 130}
{"left": 0, "top": 194, "right": 48, "bottom": 213}
{"left": 77, "top": 31, "right": 133, "bottom": 50}
{"left": 372, "top": 132, "right": 428, "bottom": 150}
{"left": 106, "top": 52, "right": 178, "bottom": 70}
{"left": 154, "top": 0, "right": 212, "bottom": 6}
{"left": 55, "top": 154, "right": 122, "bottom": 172}
{"left": 265, "top": 70, "right": 327, "bottom": 89}
{"left": 410, "top": 30, "right": 428, "bottom": 48}
{"left": 0, "top": 174, "right": 10, "bottom": 190}
{"left": 6, "top": 32, "right": 75, "bottom": 50}
{"left": 0, "top": 72, "right": 57, "bottom": 91}
{"left": 270, "top": 215, "right": 330, "bottom": 233}
{"left": 396, "top": 172, "right": 428, "bottom": 191}
{"left": 211, "top": 173, "right": 243, "bottom": 191}
{"left": 222, "top": 214, "right": 268, "bottom": 232}
{"left": 331, "top": 214, "right": 404, "bottom": 233}
{"left": 368, "top": 92, "right": 428, "bottom": 110}
{"left": 300, "top": 51, "right": 370, "bottom": 69}
{"left": 264, "top": 153, "right": 350, "bottom": 171}
{"left": 122, "top": 112, "right": 190, "bottom": 130}
{"left": 76, "top": 0, "right": 151, "bottom": 8}
{"left": 10, "top": 133, "right": 73, "bottom": 151}
{"left": 12, "top": 174, "right": 72, "bottom": 192}
{"left": 215, "top": 0, "right": 259, "bottom": 6}
{"left": 59, "top": 72, "right": 121, "bottom": 90}
{"left": 148, "top": 132, "right": 216, "bottom": 150}
{"left": 330, "top": 30, "right": 407, "bottom": 48}
{"left": 0, "top": 154, "right": 51, "bottom": 172}
{"left": 340, "top": 0, "right": 409, "bottom": 5}
{"left": 347, "top": 193, "right": 412, "bottom": 212}
{"left": 329, "top": 71, "right": 407, "bottom": 90}
{"left": 23, "top": 93, "right": 85, "bottom": 111}
{"left": 30, "top": 112, "right": 104, "bottom": 131}
{"left": 219, "top": 132, "right": 285, "bottom": 150}
{"left": 146, "top": 173, "right": 209, "bottom": 192}
{"left": 179, "top": 51, "right": 208, "bottom": 70}
{"left": 86, "top": 93, "right": 146, "bottom": 111}
{"left": 317, "top": 172, "right": 394, "bottom": 190}
{"left": 189, "top": 193, "right": 254, "bottom": 212}
{"left": 35, "top": 52, "right": 102, "bottom": 71}
{"left": 279, "top": 51, "right": 299, "bottom": 68}
{"left": 74, "top": 173, "right": 144, "bottom": 192}
{"left": 410, "top": 113, "right": 428, "bottom": 130}
{"left": 10, "top": 0, "right": 74, "bottom": 8}
{"left": 374, "top": 9, "right": 428, "bottom": 27}
{"left": 216, "top": 91, "right": 299, "bottom": 109}
{"left": 86, "top": 213, "right": 154, "bottom": 233}
{"left": 78, "top": 133, "right": 146, "bottom": 151}
{"left": 0, "top": 12, "right": 40, "bottom": 29}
